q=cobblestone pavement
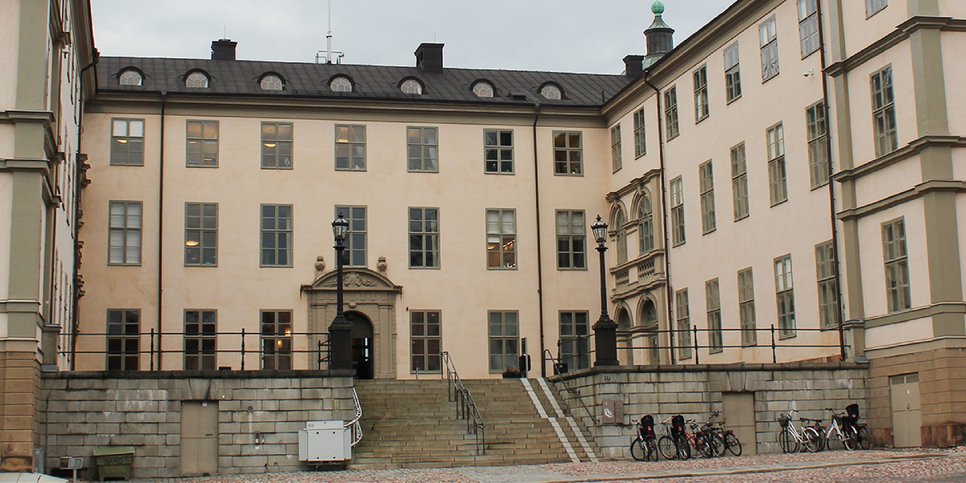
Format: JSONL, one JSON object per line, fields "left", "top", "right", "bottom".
{"left": 133, "top": 447, "right": 966, "bottom": 482}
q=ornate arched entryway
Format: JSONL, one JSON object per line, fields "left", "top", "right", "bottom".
{"left": 301, "top": 268, "right": 402, "bottom": 379}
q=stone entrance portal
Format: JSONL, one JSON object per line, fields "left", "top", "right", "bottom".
{"left": 302, "top": 268, "right": 401, "bottom": 379}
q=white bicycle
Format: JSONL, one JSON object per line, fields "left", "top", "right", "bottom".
{"left": 777, "top": 409, "right": 821, "bottom": 453}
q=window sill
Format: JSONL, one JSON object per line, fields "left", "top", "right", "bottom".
{"left": 484, "top": 171, "right": 516, "bottom": 176}
{"left": 186, "top": 164, "right": 219, "bottom": 169}
{"left": 634, "top": 153, "right": 646, "bottom": 160}
{"left": 109, "top": 163, "right": 145, "bottom": 167}
{"left": 557, "top": 266, "right": 589, "bottom": 272}
{"left": 779, "top": 332, "right": 797, "bottom": 340}
{"left": 762, "top": 72, "right": 780, "bottom": 84}
{"left": 696, "top": 114, "right": 709, "bottom": 124}
{"left": 553, "top": 173, "right": 585, "bottom": 177}
{"left": 335, "top": 168, "right": 367, "bottom": 172}
{"left": 810, "top": 181, "right": 830, "bottom": 191}
{"left": 261, "top": 166, "right": 294, "bottom": 170}
{"left": 185, "top": 264, "right": 218, "bottom": 268}
{"left": 487, "top": 267, "right": 519, "bottom": 271}
{"left": 702, "top": 227, "right": 717, "bottom": 236}
{"left": 734, "top": 214, "right": 750, "bottom": 223}
{"left": 409, "top": 266, "right": 441, "bottom": 270}
{"left": 726, "top": 95, "right": 742, "bottom": 105}
{"left": 801, "top": 49, "right": 819, "bottom": 61}
{"left": 107, "top": 263, "right": 142, "bottom": 267}
{"left": 260, "top": 264, "right": 293, "bottom": 269}
{"left": 770, "top": 199, "right": 789, "bottom": 208}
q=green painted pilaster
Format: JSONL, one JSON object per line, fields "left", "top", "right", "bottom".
{"left": 907, "top": 0, "right": 940, "bottom": 17}
{"left": 15, "top": 0, "right": 49, "bottom": 111}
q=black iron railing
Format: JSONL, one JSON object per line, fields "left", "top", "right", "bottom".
{"left": 441, "top": 351, "right": 486, "bottom": 455}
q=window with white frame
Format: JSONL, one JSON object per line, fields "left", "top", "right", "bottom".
{"left": 184, "top": 310, "right": 216, "bottom": 370}
{"left": 409, "top": 207, "right": 440, "bottom": 269}
{"left": 633, "top": 108, "right": 646, "bottom": 158}
{"left": 611, "top": 125, "right": 622, "bottom": 172}
{"left": 260, "top": 74, "right": 284, "bottom": 91}
{"left": 806, "top": 101, "right": 829, "bottom": 187}
{"left": 774, "top": 255, "right": 796, "bottom": 337}
{"left": 556, "top": 210, "right": 586, "bottom": 270}
{"left": 699, "top": 161, "right": 716, "bottom": 234}
{"left": 724, "top": 43, "right": 742, "bottom": 103}
{"left": 185, "top": 202, "right": 217, "bottom": 266}
{"left": 882, "top": 218, "right": 911, "bottom": 312}
{"left": 706, "top": 279, "right": 722, "bottom": 353}
{"left": 694, "top": 65, "right": 709, "bottom": 122}
{"left": 260, "top": 310, "right": 292, "bottom": 370}
{"left": 638, "top": 195, "right": 654, "bottom": 254}
{"left": 760, "top": 16, "right": 780, "bottom": 81}
{"left": 871, "top": 66, "right": 898, "bottom": 157}
{"left": 670, "top": 177, "right": 685, "bottom": 246}
{"left": 488, "top": 311, "right": 519, "bottom": 372}
{"left": 767, "top": 123, "right": 788, "bottom": 205}
{"left": 676, "top": 289, "right": 692, "bottom": 360}
{"left": 329, "top": 76, "right": 353, "bottom": 92}
{"left": 411, "top": 311, "right": 441, "bottom": 373}
{"left": 798, "top": 0, "right": 820, "bottom": 57}
{"left": 186, "top": 120, "right": 218, "bottom": 167}
{"left": 400, "top": 78, "right": 423, "bottom": 95}
{"left": 118, "top": 69, "right": 142, "bottom": 86}
{"left": 815, "top": 240, "right": 839, "bottom": 328}
{"left": 540, "top": 83, "right": 562, "bottom": 100}
{"left": 261, "top": 204, "right": 292, "bottom": 267}
{"left": 335, "top": 125, "right": 366, "bottom": 171}
{"left": 614, "top": 209, "right": 628, "bottom": 264}
{"left": 108, "top": 201, "right": 142, "bottom": 265}
{"left": 111, "top": 118, "right": 145, "bottom": 166}
{"left": 484, "top": 129, "right": 513, "bottom": 174}
{"left": 261, "top": 122, "right": 293, "bottom": 169}
{"left": 731, "top": 143, "right": 749, "bottom": 220}
{"left": 738, "top": 268, "right": 757, "bottom": 346}
{"left": 664, "top": 87, "right": 679, "bottom": 140}
{"left": 553, "top": 131, "right": 583, "bottom": 175}
{"left": 106, "top": 309, "right": 140, "bottom": 371}
{"left": 559, "top": 311, "right": 590, "bottom": 371}
{"left": 407, "top": 127, "right": 439, "bottom": 172}
{"left": 185, "top": 71, "right": 209, "bottom": 88}
{"left": 472, "top": 81, "right": 494, "bottom": 98}
{"left": 486, "top": 209, "right": 516, "bottom": 269}
{"left": 336, "top": 206, "right": 367, "bottom": 267}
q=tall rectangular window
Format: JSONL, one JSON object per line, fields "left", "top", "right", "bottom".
{"left": 109, "top": 201, "right": 142, "bottom": 265}
{"left": 184, "top": 310, "right": 216, "bottom": 370}
{"left": 871, "top": 67, "right": 898, "bottom": 157}
{"left": 261, "top": 122, "right": 293, "bottom": 169}
{"left": 559, "top": 311, "right": 590, "bottom": 371}
{"left": 186, "top": 120, "right": 218, "bottom": 167}
{"left": 798, "top": 0, "right": 820, "bottom": 57}
{"left": 336, "top": 206, "right": 367, "bottom": 266}
{"left": 706, "top": 279, "right": 722, "bottom": 353}
{"left": 724, "top": 43, "right": 742, "bottom": 103}
{"left": 815, "top": 241, "right": 839, "bottom": 328}
{"left": 638, "top": 196, "right": 654, "bottom": 254}
{"left": 738, "top": 268, "right": 757, "bottom": 346}
{"left": 774, "top": 255, "right": 796, "bottom": 337}
{"left": 806, "top": 101, "right": 830, "bottom": 188}
{"left": 882, "top": 218, "right": 911, "bottom": 312}
{"left": 610, "top": 125, "right": 622, "bottom": 172}
{"left": 760, "top": 16, "right": 780, "bottom": 81}
{"left": 185, "top": 202, "right": 217, "bottom": 266}
{"left": 407, "top": 126, "right": 439, "bottom": 172}
{"left": 110, "top": 118, "right": 144, "bottom": 166}
{"left": 664, "top": 87, "right": 679, "bottom": 140}
{"left": 731, "top": 143, "right": 749, "bottom": 220}
{"left": 488, "top": 311, "right": 519, "bottom": 372}
{"left": 486, "top": 209, "right": 517, "bottom": 269}
{"left": 335, "top": 124, "right": 366, "bottom": 170}
{"left": 556, "top": 210, "right": 586, "bottom": 270}
{"left": 261, "top": 310, "right": 292, "bottom": 370}
{"left": 767, "top": 123, "right": 788, "bottom": 205}
{"left": 670, "top": 177, "right": 685, "bottom": 246}
{"left": 411, "top": 311, "right": 441, "bottom": 373}
{"left": 676, "top": 289, "right": 692, "bottom": 360}
{"left": 484, "top": 129, "right": 513, "bottom": 174}
{"left": 633, "top": 108, "right": 646, "bottom": 158}
{"left": 261, "top": 204, "right": 292, "bottom": 267}
{"left": 867, "top": 0, "right": 888, "bottom": 17}
{"left": 106, "top": 309, "right": 139, "bottom": 371}
{"left": 409, "top": 207, "right": 440, "bottom": 269}
{"left": 699, "top": 161, "right": 716, "bottom": 234}
{"left": 693, "top": 65, "right": 709, "bottom": 122}
{"left": 553, "top": 131, "right": 583, "bottom": 175}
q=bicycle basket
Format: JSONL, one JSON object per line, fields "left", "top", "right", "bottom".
{"left": 778, "top": 413, "right": 790, "bottom": 429}
{"left": 671, "top": 415, "right": 685, "bottom": 436}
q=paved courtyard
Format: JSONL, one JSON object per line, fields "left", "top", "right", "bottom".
{"left": 131, "top": 447, "right": 966, "bottom": 482}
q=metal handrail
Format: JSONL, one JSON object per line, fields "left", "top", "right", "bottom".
{"left": 346, "top": 387, "right": 363, "bottom": 447}
{"left": 543, "top": 349, "right": 598, "bottom": 425}
{"left": 441, "top": 351, "right": 486, "bottom": 455}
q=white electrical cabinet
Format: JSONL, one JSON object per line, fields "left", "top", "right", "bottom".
{"left": 298, "top": 420, "right": 351, "bottom": 463}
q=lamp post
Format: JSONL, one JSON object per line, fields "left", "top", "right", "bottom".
{"left": 591, "top": 215, "right": 619, "bottom": 366}
{"left": 328, "top": 214, "right": 352, "bottom": 371}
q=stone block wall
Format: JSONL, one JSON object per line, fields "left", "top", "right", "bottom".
{"left": 40, "top": 371, "right": 355, "bottom": 479}
{"left": 0, "top": 344, "right": 41, "bottom": 472}
{"left": 552, "top": 363, "right": 869, "bottom": 459}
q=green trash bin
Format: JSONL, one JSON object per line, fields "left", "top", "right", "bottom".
{"left": 92, "top": 446, "right": 135, "bottom": 481}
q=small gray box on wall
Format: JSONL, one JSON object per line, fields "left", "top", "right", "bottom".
{"left": 601, "top": 399, "right": 623, "bottom": 425}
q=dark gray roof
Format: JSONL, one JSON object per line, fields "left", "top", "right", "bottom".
{"left": 96, "top": 56, "right": 633, "bottom": 108}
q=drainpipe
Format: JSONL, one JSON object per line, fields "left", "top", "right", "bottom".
{"left": 642, "top": 71, "right": 675, "bottom": 365}
{"left": 157, "top": 92, "right": 167, "bottom": 370}
{"left": 816, "top": 1, "right": 847, "bottom": 361}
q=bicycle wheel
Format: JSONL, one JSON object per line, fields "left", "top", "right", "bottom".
{"left": 825, "top": 429, "right": 844, "bottom": 451}
{"left": 645, "top": 438, "right": 659, "bottom": 462}
{"left": 778, "top": 429, "right": 799, "bottom": 453}
{"left": 802, "top": 427, "right": 821, "bottom": 453}
{"left": 676, "top": 434, "right": 692, "bottom": 460}
{"left": 707, "top": 432, "right": 723, "bottom": 457}
{"left": 812, "top": 427, "right": 826, "bottom": 452}
{"left": 843, "top": 426, "right": 857, "bottom": 451}
{"left": 857, "top": 426, "right": 871, "bottom": 450}
{"left": 630, "top": 438, "right": 646, "bottom": 461}
{"left": 725, "top": 432, "right": 742, "bottom": 457}
{"left": 658, "top": 435, "right": 677, "bottom": 460}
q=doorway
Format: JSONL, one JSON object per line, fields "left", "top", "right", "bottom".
{"left": 723, "top": 392, "right": 757, "bottom": 455}
{"left": 890, "top": 373, "right": 922, "bottom": 447}
{"left": 180, "top": 401, "right": 218, "bottom": 476}
{"left": 349, "top": 312, "right": 374, "bottom": 379}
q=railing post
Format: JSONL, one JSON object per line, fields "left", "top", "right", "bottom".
{"left": 318, "top": 340, "right": 323, "bottom": 370}
{"left": 770, "top": 324, "right": 777, "bottom": 364}
{"left": 693, "top": 326, "right": 699, "bottom": 365}
{"left": 150, "top": 328, "right": 155, "bottom": 371}
{"left": 241, "top": 328, "right": 246, "bottom": 371}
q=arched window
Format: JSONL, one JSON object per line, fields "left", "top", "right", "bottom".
{"left": 617, "top": 308, "right": 632, "bottom": 331}
{"left": 400, "top": 78, "right": 423, "bottom": 95}
{"left": 472, "top": 81, "right": 494, "bottom": 98}
{"left": 329, "top": 76, "right": 352, "bottom": 92}
{"left": 185, "top": 71, "right": 209, "bottom": 89}
{"left": 260, "top": 74, "right": 284, "bottom": 91}
{"left": 118, "top": 69, "right": 142, "bottom": 86}
{"left": 638, "top": 195, "right": 654, "bottom": 254}
{"left": 540, "top": 83, "right": 562, "bottom": 100}
{"left": 640, "top": 298, "right": 658, "bottom": 328}
{"left": 614, "top": 208, "right": 628, "bottom": 264}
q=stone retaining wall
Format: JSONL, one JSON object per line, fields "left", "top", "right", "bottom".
{"left": 552, "top": 363, "right": 869, "bottom": 459}
{"left": 39, "top": 371, "right": 355, "bottom": 479}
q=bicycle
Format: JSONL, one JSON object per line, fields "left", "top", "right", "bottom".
{"left": 846, "top": 403, "right": 871, "bottom": 450}
{"left": 686, "top": 419, "right": 721, "bottom": 458}
{"left": 658, "top": 415, "right": 691, "bottom": 460}
{"left": 707, "top": 410, "right": 742, "bottom": 456}
{"left": 630, "top": 414, "right": 659, "bottom": 461}
{"left": 822, "top": 407, "right": 857, "bottom": 451}
{"left": 777, "top": 409, "right": 820, "bottom": 453}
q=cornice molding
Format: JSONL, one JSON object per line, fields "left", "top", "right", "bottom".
{"left": 833, "top": 135, "right": 966, "bottom": 182}
{"left": 826, "top": 17, "right": 966, "bottom": 77}
{"left": 837, "top": 179, "right": 966, "bottom": 221}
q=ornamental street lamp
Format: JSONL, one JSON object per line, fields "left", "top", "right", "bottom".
{"left": 592, "top": 215, "right": 619, "bottom": 366}
{"left": 328, "top": 214, "right": 353, "bottom": 371}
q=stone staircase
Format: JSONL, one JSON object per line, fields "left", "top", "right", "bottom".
{"left": 350, "top": 378, "right": 597, "bottom": 469}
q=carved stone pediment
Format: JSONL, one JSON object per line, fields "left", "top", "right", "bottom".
{"left": 302, "top": 268, "right": 402, "bottom": 293}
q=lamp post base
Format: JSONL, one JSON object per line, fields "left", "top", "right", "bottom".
{"left": 328, "top": 314, "right": 353, "bottom": 371}
{"left": 593, "top": 315, "right": 620, "bottom": 367}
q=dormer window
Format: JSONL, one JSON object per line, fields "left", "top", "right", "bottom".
{"left": 118, "top": 69, "right": 143, "bottom": 86}
{"left": 329, "top": 76, "right": 353, "bottom": 93}
{"left": 400, "top": 78, "right": 423, "bottom": 95}
{"left": 185, "top": 71, "right": 209, "bottom": 89}
{"left": 260, "top": 74, "right": 284, "bottom": 91}
{"left": 472, "top": 81, "right": 494, "bottom": 98}
{"left": 540, "top": 83, "right": 562, "bottom": 100}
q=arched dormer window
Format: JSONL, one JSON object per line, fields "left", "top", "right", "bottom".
{"left": 638, "top": 194, "right": 654, "bottom": 254}
{"left": 472, "top": 80, "right": 494, "bottom": 98}
{"left": 259, "top": 73, "right": 284, "bottom": 91}
{"left": 329, "top": 75, "right": 353, "bottom": 93}
{"left": 540, "top": 82, "right": 562, "bottom": 100}
{"left": 185, "top": 71, "right": 209, "bottom": 89}
{"left": 639, "top": 298, "right": 658, "bottom": 328}
{"left": 400, "top": 78, "right": 423, "bottom": 95}
{"left": 118, "top": 69, "right": 143, "bottom": 86}
{"left": 613, "top": 207, "right": 628, "bottom": 264}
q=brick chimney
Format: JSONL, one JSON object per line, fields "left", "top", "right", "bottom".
{"left": 211, "top": 39, "right": 237, "bottom": 61}
{"left": 415, "top": 43, "right": 444, "bottom": 73}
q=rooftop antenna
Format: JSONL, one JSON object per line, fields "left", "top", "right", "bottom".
{"left": 326, "top": 0, "right": 333, "bottom": 64}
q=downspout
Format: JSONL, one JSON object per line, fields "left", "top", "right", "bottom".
{"left": 816, "top": 0, "right": 847, "bottom": 361}
{"left": 642, "top": 71, "right": 675, "bottom": 365}
{"left": 157, "top": 92, "right": 167, "bottom": 370}
{"left": 70, "top": 50, "right": 99, "bottom": 370}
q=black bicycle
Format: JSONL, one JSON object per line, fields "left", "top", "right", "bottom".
{"left": 630, "top": 414, "right": 659, "bottom": 461}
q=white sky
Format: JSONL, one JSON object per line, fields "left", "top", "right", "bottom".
{"left": 91, "top": 0, "right": 736, "bottom": 74}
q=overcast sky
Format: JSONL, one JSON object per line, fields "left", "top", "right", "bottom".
{"left": 91, "top": 0, "right": 736, "bottom": 74}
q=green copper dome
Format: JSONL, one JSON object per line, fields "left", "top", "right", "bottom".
{"left": 652, "top": 1, "right": 665, "bottom": 15}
